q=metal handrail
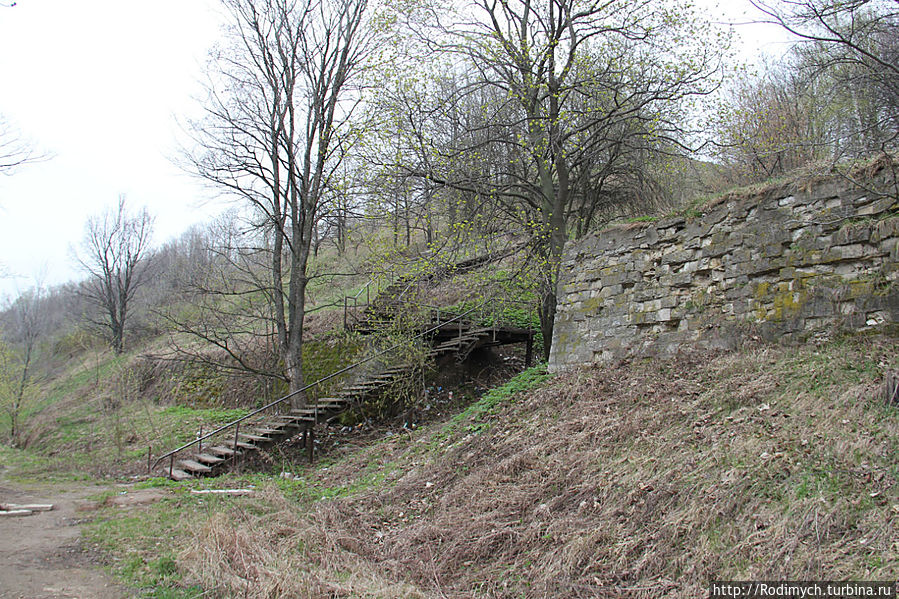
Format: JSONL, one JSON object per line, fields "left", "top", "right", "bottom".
{"left": 351, "top": 271, "right": 384, "bottom": 301}
{"left": 343, "top": 270, "right": 396, "bottom": 330}
{"left": 152, "top": 305, "right": 481, "bottom": 470}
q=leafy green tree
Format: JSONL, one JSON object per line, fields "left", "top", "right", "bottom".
{"left": 393, "top": 0, "right": 727, "bottom": 356}
{"left": 0, "top": 286, "right": 46, "bottom": 445}
{"left": 0, "top": 336, "right": 20, "bottom": 442}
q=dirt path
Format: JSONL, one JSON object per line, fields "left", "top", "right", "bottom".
{"left": 0, "top": 482, "right": 124, "bottom": 599}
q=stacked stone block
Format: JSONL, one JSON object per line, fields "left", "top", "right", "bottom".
{"left": 549, "top": 164, "right": 899, "bottom": 371}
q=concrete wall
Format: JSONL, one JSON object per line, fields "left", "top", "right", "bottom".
{"left": 549, "top": 163, "right": 899, "bottom": 371}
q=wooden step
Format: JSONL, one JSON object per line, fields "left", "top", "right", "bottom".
{"left": 468, "top": 328, "right": 495, "bottom": 336}
{"left": 272, "top": 415, "right": 315, "bottom": 424}
{"left": 447, "top": 334, "right": 480, "bottom": 342}
{"left": 433, "top": 343, "right": 461, "bottom": 351}
{"left": 178, "top": 459, "right": 212, "bottom": 474}
{"left": 168, "top": 468, "right": 193, "bottom": 481}
{"left": 344, "top": 382, "right": 383, "bottom": 390}
{"left": 314, "top": 397, "right": 348, "bottom": 405}
{"left": 263, "top": 418, "right": 298, "bottom": 427}
{"left": 434, "top": 338, "right": 478, "bottom": 350}
{"left": 316, "top": 397, "right": 350, "bottom": 404}
{"left": 212, "top": 440, "right": 257, "bottom": 451}
{"left": 195, "top": 453, "right": 226, "bottom": 465}
{"left": 208, "top": 445, "right": 240, "bottom": 457}
{"left": 253, "top": 427, "right": 285, "bottom": 436}
{"left": 268, "top": 415, "right": 312, "bottom": 425}
{"left": 290, "top": 408, "right": 322, "bottom": 415}
{"left": 341, "top": 386, "right": 380, "bottom": 394}
{"left": 238, "top": 433, "right": 271, "bottom": 442}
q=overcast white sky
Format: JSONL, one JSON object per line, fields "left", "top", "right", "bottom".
{"left": 0, "top": 0, "right": 225, "bottom": 300}
{"left": 0, "top": 0, "right": 791, "bottom": 302}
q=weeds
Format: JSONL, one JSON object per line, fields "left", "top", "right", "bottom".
{"left": 83, "top": 493, "right": 208, "bottom": 597}
{"left": 34, "top": 336, "right": 899, "bottom": 598}
{"left": 445, "top": 363, "right": 552, "bottom": 432}
{"left": 178, "top": 338, "right": 896, "bottom": 597}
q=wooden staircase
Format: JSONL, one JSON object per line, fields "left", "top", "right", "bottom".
{"left": 155, "top": 265, "right": 535, "bottom": 480}
{"left": 160, "top": 360, "right": 422, "bottom": 480}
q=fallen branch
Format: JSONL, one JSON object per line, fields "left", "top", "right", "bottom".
{"left": 1, "top": 503, "right": 54, "bottom": 512}
{"left": 0, "top": 509, "right": 34, "bottom": 517}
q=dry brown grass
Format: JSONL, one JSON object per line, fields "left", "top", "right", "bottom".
{"left": 179, "top": 486, "right": 428, "bottom": 598}
{"left": 176, "top": 337, "right": 899, "bottom": 597}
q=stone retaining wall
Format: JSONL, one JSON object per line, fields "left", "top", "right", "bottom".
{"left": 549, "top": 162, "right": 899, "bottom": 371}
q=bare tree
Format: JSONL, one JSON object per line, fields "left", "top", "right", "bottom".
{"left": 714, "top": 56, "right": 834, "bottom": 183}
{"left": 77, "top": 197, "right": 154, "bottom": 354}
{"left": 0, "top": 335, "right": 20, "bottom": 442}
{"left": 184, "top": 0, "right": 376, "bottom": 406}
{"left": 0, "top": 116, "right": 40, "bottom": 176}
{"left": 750, "top": 0, "right": 899, "bottom": 149}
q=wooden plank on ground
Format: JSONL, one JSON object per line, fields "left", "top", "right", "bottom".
{"left": 189, "top": 489, "right": 254, "bottom": 496}
{"left": 1, "top": 503, "right": 53, "bottom": 512}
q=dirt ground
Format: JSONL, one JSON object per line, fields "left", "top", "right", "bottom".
{"left": 0, "top": 482, "right": 125, "bottom": 599}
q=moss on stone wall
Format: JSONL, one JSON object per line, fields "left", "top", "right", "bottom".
{"left": 550, "top": 164, "right": 899, "bottom": 371}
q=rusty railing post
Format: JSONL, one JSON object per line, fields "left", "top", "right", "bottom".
{"left": 169, "top": 455, "right": 174, "bottom": 478}
{"left": 147, "top": 446, "right": 152, "bottom": 475}
{"left": 233, "top": 422, "right": 240, "bottom": 453}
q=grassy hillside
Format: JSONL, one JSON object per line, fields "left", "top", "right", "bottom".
{"left": 79, "top": 334, "right": 898, "bottom": 597}
{"left": 3, "top": 186, "right": 897, "bottom": 597}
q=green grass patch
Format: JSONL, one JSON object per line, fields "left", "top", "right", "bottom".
{"left": 276, "top": 459, "right": 402, "bottom": 504}
{"left": 0, "top": 444, "right": 95, "bottom": 483}
{"left": 160, "top": 405, "right": 250, "bottom": 425}
{"left": 83, "top": 492, "right": 218, "bottom": 597}
{"left": 443, "top": 364, "right": 553, "bottom": 437}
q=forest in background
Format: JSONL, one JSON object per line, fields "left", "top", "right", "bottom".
{"left": 0, "top": 0, "right": 897, "bottom": 447}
